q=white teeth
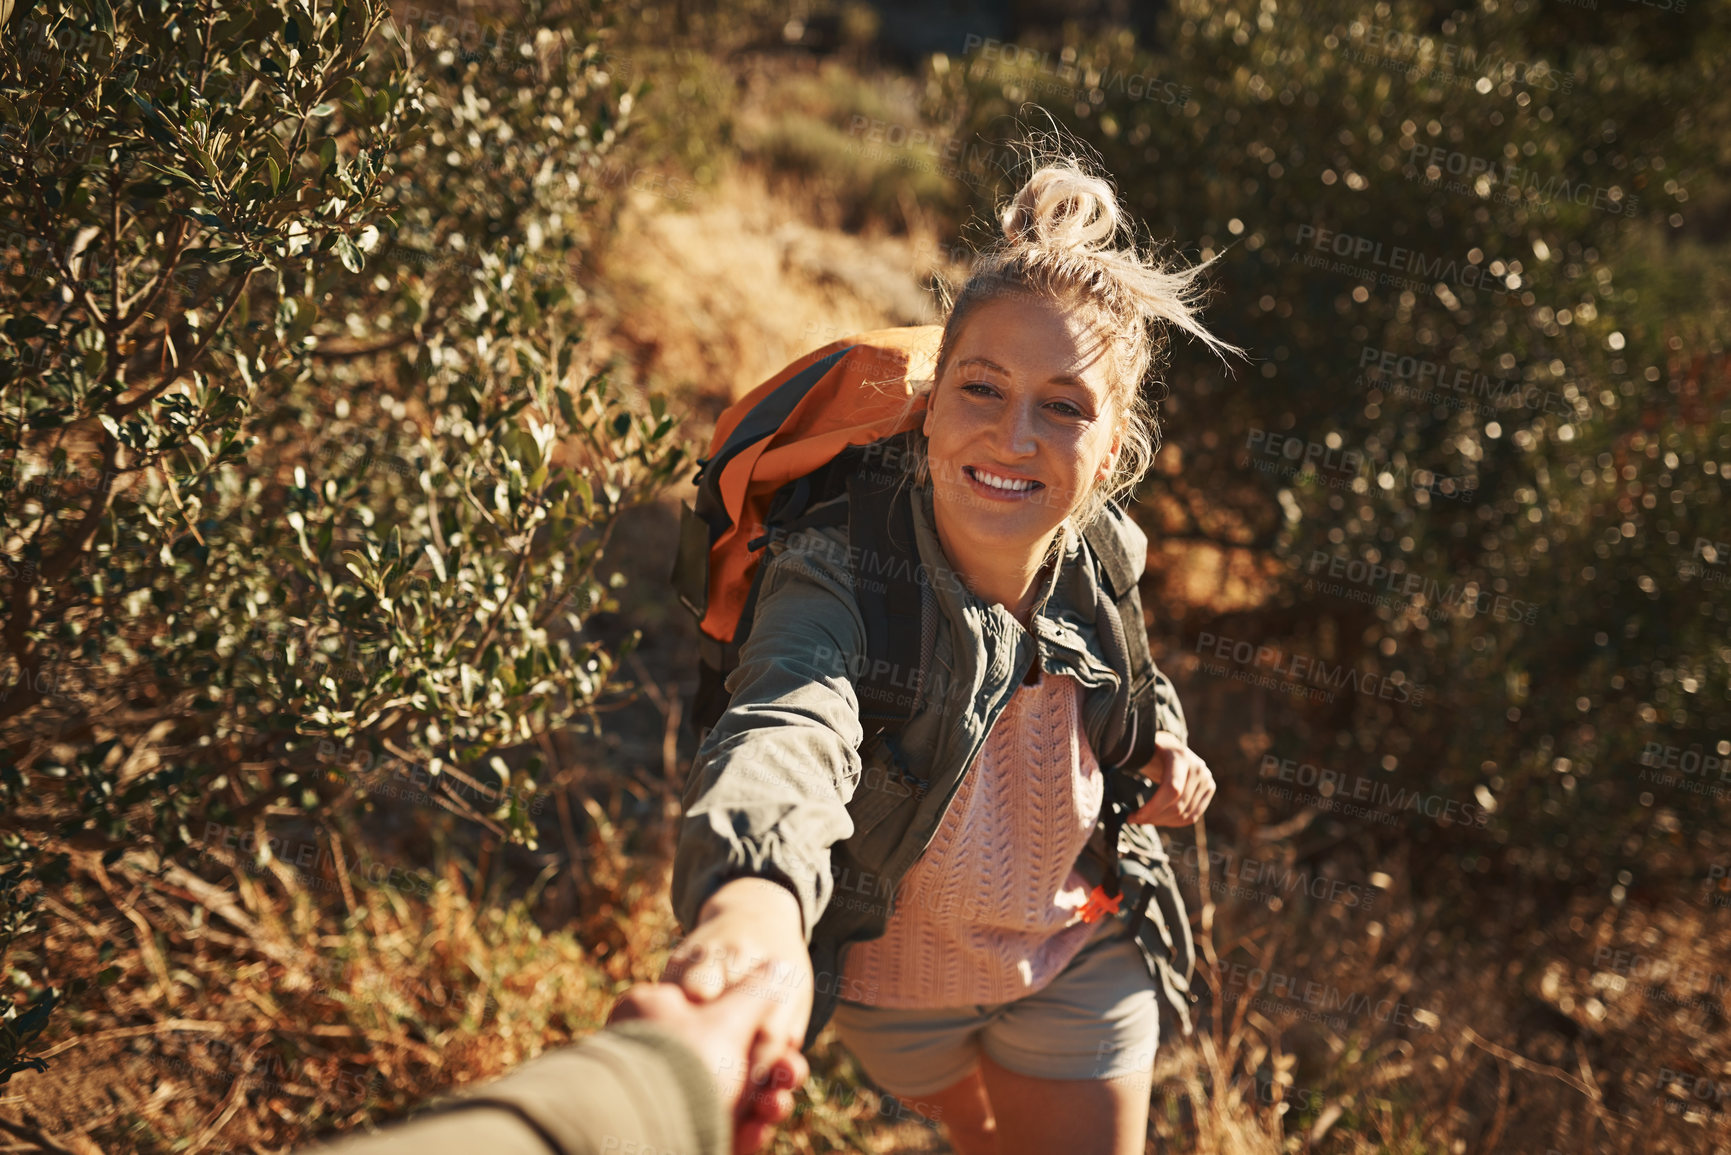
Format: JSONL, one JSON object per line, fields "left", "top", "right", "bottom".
{"left": 972, "top": 468, "right": 1035, "bottom": 492}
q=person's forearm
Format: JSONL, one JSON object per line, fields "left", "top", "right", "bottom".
{"left": 302, "top": 1023, "right": 727, "bottom": 1155}
{"left": 301, "top": 1102, "right": 555, "bottom": 1155}
{"left": 702, "top": 874, "right": 806, "bottom": 937}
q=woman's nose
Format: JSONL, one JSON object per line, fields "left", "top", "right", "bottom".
{"left": 991, "top": 399, "right": 1038, "bottom": 458}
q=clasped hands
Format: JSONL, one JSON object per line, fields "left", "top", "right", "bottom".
{"left": 609, "top": 877, "right": 813, "bottom": 1155}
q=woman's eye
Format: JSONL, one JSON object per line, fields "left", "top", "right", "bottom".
{"left": 1048, "top": 400, "right": 1086, "bottom": 417}
{"left": 961, "top": 381, "right": 998, "bottom": 397}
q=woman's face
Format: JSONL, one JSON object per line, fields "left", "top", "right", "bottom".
{"left": 922, "top": 294, "right": 1121, "bottom": 569}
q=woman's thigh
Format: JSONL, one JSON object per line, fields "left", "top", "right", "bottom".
{"left": 833, "top": 927, "right": 1159, "bottom": 1153}
{"left": 979, "top": 1048, "right": 1151, "bottom": 1155}
{"left": 975, "top": 932, "right": 1161, "bottom": 1154}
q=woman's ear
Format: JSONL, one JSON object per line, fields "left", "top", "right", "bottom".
{"left": 922, "top": 383, "right": 938, "bottom": 437}
{"left": 1097, "top": 430, "right": 1123, "bottom": 482}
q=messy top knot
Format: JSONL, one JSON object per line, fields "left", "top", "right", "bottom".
{"left": 999, "top": 164, "right": 1122, "bottom": 253}
{"left": 916, "top": 155, "right": 1242, "bottom": 530}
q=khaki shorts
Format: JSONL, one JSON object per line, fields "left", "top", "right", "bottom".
{"left": 829, "top": 916, "right": 1160, "bottom": 1098}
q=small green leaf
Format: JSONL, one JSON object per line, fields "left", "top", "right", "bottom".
{"left": 333, "top": 234, "right": 362, "bottom": 274}
{"left": 89, "top": 0, "right": 116, "bottom": 35}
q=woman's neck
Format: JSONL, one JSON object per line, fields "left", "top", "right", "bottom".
{"left": 934, "top": 516, "right": 1059, "bottom": 627}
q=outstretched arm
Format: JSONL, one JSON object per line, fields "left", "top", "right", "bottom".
{"left": 667, "top": 524, "right": 869, "bottom": 1064}
{"left": 301, "top": 958, "right": 807, "bottom": 1155}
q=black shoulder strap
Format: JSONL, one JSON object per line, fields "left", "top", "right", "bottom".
{"left": 1082, "top": 505, "right": 1165, "bottom": 902}
{"left": 1082, "top": 508, "right": 1162, "bottom": 776}
{"left": 845, "top": 443, "right": 933, "bottom": 741}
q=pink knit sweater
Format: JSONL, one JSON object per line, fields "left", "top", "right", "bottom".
{"left": 840, "top": 669, "right": 1105, "bottom": 1007}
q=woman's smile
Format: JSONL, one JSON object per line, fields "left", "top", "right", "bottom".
{"left": 963, "top": 464, "right": 1045, "bottom": 498}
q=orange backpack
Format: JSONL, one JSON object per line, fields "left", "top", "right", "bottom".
{"left": 669, "top": 326, "right": 942, "bottom": 733}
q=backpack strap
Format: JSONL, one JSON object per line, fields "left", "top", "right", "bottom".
{"left": 1081, "top": 505, "right": 1166, "bottom": 902}
{"left": 844, "top": 441, "right": 935, "bottom": 746}
{"left": 1083, "top": 507, "right": 1164, "bottom": 770}
{"left": 687, "top": 436, "right": 937, "bottom": 750}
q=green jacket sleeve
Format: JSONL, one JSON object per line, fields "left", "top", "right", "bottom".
{"left": 301, "top": 1022, "right": 728, "bottom": 1155}
{"left": 671, "top": 524, "right": 867, "bottom": 942}
{"left": 1152, "top": 663, "right": 1188, "bottom": 746}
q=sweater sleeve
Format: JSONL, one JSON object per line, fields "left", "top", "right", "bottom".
{"left": 670, "top": 524, "right": 867, "bottom": 942}
{"left": 300, "top": 1022, "right": 728, "bottom": 1155}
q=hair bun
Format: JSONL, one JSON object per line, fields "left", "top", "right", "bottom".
{"left": 1000, "top": 162, "right": 1121, "bottom": 254}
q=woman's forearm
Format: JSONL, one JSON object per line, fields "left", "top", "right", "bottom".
{"left": 701, "top": 875, "right": 805, "bottom": 938}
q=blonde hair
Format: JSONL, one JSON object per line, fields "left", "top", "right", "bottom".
{"left": 908, "top": 154, "right": 1241, "bottom": 530}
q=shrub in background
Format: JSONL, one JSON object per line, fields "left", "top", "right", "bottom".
{"left": 0, "top": 0, "right": 683, "bottom": 1094}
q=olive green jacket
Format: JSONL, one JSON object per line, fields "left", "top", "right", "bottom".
{"left": 671, "top": 479, "right": 1196, "bottom": 1050}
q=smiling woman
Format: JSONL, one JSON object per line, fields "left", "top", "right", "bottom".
{"left": 667, "top": 149, "right": 1239, "bottom": 1155}
{"left": 906, "top": 159, "right": 1243, "bottom": 624}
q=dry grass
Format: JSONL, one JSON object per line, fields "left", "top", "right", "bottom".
{"left": 2, "top": 828, "right": 662, "bottom": 1152}
{"left": 585, "top": 167, "right": 965, "bottom": 405}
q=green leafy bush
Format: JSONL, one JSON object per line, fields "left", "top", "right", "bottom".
{"left": 0, "top": 0, "right": 684, "bottom": 1073}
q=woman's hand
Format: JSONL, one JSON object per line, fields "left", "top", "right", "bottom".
{"left": 1127, "top": 731, "right": 1215, "bottom": 826}
{"left": 609, "top": 964, "right": 811, "bottom": 1155}
{"left": 660, "top": 876, "right": 814, "bottom": 1149}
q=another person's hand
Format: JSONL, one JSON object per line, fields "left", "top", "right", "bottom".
{"left": 1127, "top": 731, "right": 1215, "bottom": 826}
{"left": 656, "top": 877, "right": 814, "bottom": 1148}
{"left": 609, "top": 962, "right": 810, "bottom": 1155}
